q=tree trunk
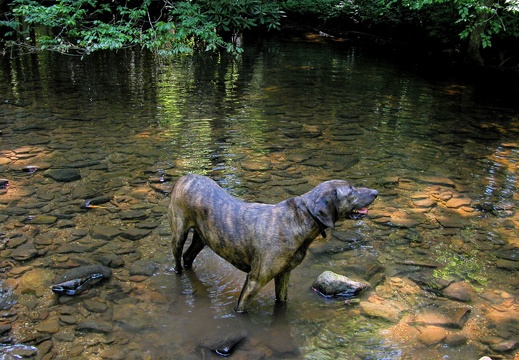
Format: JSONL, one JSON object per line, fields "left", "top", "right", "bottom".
{"left": 465, "top": 0, "right": 494, "bottom": 66}
{"left": 466, "top": 24, "right": 485, "bottom": 66}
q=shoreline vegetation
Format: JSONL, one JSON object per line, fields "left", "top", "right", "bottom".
{"left": 1, "top": 1, "right": 518, "bottom": 70}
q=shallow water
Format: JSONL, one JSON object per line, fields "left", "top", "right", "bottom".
{"left": 1, "top": 37, "right": 519, "bottom": 359}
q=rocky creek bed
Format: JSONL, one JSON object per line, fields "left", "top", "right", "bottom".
{"left": 1, "top": 127, "right": 519, "bottom": 359}
{"left": 2, "top": 42, "right": 519, "bottom": 359}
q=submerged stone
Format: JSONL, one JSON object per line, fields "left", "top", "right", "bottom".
{"left": 359, "top": 301, "right": 400, "bottom": 322}
{"left": 10, "top": 242, "right": 39, "bottom": 261}
{"left": 129, "top": 260, "right": 158, "bottom": 277}
{"left": 52, "top": 264, "right": 112, "bottom": 296}
{"left": 76, "top": 319, "right": 113, "bottom": 333}
{"left": 44, "top": 168, "right": 81, "bottom": 182}
{"left": 90, "top": 225, "right": 121, "bottom": 240}
{"left": 23, "top": 215, "right": 57, "bottom": 225}
{"left": 417, "top": 326, "right": 447, "bottom": 345}
{"left": 442, "top": 282, "right": 473, "bottom": 302}
{"left": 199, "top": 329, "right": 247, "bottom": 357}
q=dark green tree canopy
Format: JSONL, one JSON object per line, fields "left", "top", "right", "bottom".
{"left": 0, "top": 0, "right": 284, "bottom": 55}
{"left": 1, "top": 0, "right": 518, "bottom": 65}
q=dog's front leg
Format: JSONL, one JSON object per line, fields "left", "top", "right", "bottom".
{"left": 235, "top": 274, "right": 265, "bottom": 313}
{"left": 274, "top": 271, "right": 290, "bottom": 303}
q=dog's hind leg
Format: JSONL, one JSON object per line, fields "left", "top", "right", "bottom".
{"left": 274, "top": 271, "right": 291, "bottom": 303}
{"left": 183, "top": 230, "right": 205, "bottom": 269}
{"left": 235, "top": 275, "right": 267, "bottom": 313}
{"left": 169, "top": 215, "right": 189, "bottom": 274}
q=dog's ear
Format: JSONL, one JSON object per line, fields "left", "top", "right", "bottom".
{"left": 312, "top": 190, "right": 338, "bottom": 229}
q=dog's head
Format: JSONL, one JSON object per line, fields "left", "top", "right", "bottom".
{"left": 305, "top": 180, "right": 378, "bottom": 229}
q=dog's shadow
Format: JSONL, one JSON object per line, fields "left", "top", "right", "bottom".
{"left": 177, "top": 269, "right": 301, "bottom": 359}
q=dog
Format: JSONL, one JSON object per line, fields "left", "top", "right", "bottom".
{"left": 168, "top": 174, "right": 378, "bottom": 312}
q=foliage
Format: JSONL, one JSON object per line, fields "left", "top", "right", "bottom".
{"left": 282, "top": 0, "right": 356, "bottom": 20}
{"left": 0, "top": 0, "right": 284, "bottom": 56}
{"left": 380, "top": 0, "right": 519, "bottom": 64}
{"left": 393, "top": 0, "right": 519, "bottom": 47}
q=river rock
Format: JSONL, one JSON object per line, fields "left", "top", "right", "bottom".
{"left": 0, "top": 345, "right": 38, "bottom": 359}
{"left": 445, "top": 198, "right": 471, "bottom": 208}
{"left": 119, "top": 210, "right": 147, "bottom": 221}
{"left": 98, "top": 254, "right": 125, "bottom": 268}
{"left": 18, "top": 268, "right": 54, "bottom": 294}
{"left": 129, "top": 260, "right": 158, "bottom": 277}
{"left": 120, "top": 228, "right": 151, "bottom": 241}
{"left": 23, "top": 215, "right": 58, "bottom": 225}
{"left": 0, "top": 323, "right": 12, "bottom": 335}
{"left": 417, "top": 326, "right": 447, "bottom": 345}
{"left": 113, "top": 304, "right": 153, "bottom": 332}
{"left": 495, "top": 248, "right": 519, "bottom": 262}
{"left": 82, "top": 195, "right": 113, "bottom": 208}
{"left": 241, "top": 159, "right": 272, "bottom": 171}
{"left": 99, "top": 347, "right": 125, "bottom": 360}
{"left": 84, "top": 299, "right": 108, "bottom": 313}
{"left": 6, "top": 235, "right": 29, "bottom": 248}
{"left": 445, "top": 333, "right": 468, "bottom": 346}
{"left": 199, "top": 329, "right": 247, "bottom": 357}
{"left": 490, "top": 339, "right": 519, "bottom": 352}
{"left": 442, "top": 282, "right": 473, "bottom": 302}
{"left": 91, "top": 225, "right": 121, "bottom": 240}
{"left": 312, "top": 271, "right": 370, "bottom": 298}
{"left": 52, "top": 265, "right": 112, "bottom": 295}
{"left": 44, "top": 168, "right": 81, "bottom": 182}
{"left": 54, "top": 265, "right": 112, "bottom": 283}
{"left": 34, "top": 318, "right": 60, "bottom": 334}
{"left": 414, "top": 307, "right": 471, "bottom": 329}
{"left": 359, "top": 301, "right": 400, "bottom": 323}
{"left": 10, "top": 242, "right": 39, "bottom": 261}
{"left": 76, "top": 319, "right": 113, "bottom": 333}
{"left": 496, "top": 259, "right": 519, "bottom": 270}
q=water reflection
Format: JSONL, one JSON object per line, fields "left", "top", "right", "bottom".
{"left": 1, "top": 38, "right": 519, "bottom": 359}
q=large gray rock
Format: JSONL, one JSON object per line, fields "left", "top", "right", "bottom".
{"left": 312, "top": 270, "right": 370, "bottom": 298}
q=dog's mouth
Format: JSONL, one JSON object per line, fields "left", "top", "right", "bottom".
{"left": 348, "top": 207, "right": 369, "bottom": 220}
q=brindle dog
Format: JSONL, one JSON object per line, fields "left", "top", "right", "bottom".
{"left": 168, "top": 174, "right": 378, "bottom": 312}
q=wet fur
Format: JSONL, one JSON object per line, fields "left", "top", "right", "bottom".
{"left": 168, "top": 174, "right": 378, "bottom": 312}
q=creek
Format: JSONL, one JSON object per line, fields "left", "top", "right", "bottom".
{"left": 1, "top": 36, "right": 519, "bottom": 359}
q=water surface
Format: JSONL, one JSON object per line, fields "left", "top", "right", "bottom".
{"left": 1, "top": 37, "right": 519, "bottom": 359}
